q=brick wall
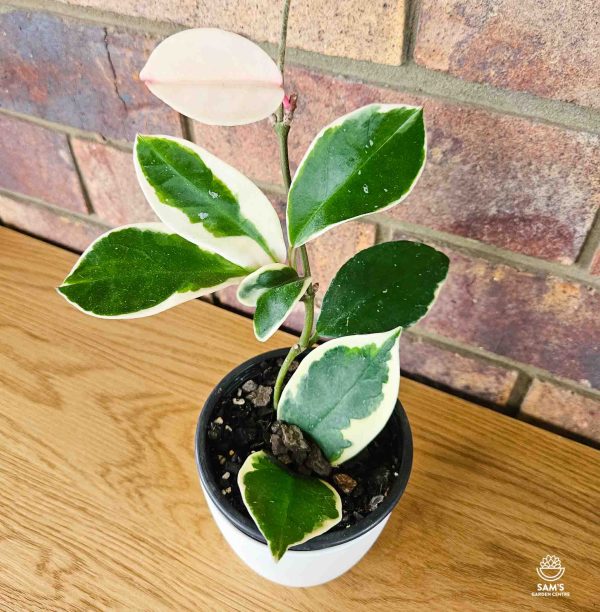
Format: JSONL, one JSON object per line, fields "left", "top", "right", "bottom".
{"left": 0, "top": 1, "right": 598, "bottom": 445}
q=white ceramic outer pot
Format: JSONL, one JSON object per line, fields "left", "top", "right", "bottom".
{"left": 195, "top": 348, "right": 413, "bottom": 588}
{"left": 201, "top": 482, "right": 390, "bottom": 587}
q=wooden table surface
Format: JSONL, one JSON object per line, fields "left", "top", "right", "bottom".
{"left": 0, "top": 227, "right": 598, "bottom": 611}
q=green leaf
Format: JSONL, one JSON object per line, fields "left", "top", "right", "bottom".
{"left": 278, "top": 328, "right": 401, "bottom": 465}
{"left": 317, "top": 241, "right": 449, "bottom": 337}
{"left": 238, "top": 451, "right": 342, "bottom": 561}
{"left": 134, "top": 135, "right": 286, "bottom": 268}
{"left": 236, "top": 263, "right": 299, "bottom": 307}
{"left": 287, "top": 104, "right": 426, "bottom": 247}
{"left": 57, "top": 223, "right": 249, "bottom": 318}
{"left": 254, "top": 277, "right": 312, "bottom": 342}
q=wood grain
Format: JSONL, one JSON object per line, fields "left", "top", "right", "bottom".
{"left": 0, "top": 227, "right": 598, "bottom": 611}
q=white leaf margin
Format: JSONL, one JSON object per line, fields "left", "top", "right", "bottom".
{"left": 57, "top": 222, "right": 248, "bottom": 320}
{"left": 287, "top": 103, "right": 427, "bottom": 247}
{"left": 238, "top": 450, "right": 342, "bottom": 561}
{"left": 278, "top": 327, "right": 401, "bottom": 465}
{"left": 134, "top": 135, "right": 287, "bottom": 269}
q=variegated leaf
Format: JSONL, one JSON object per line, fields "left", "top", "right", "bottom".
{"left": 278, "top": 328, "right": 401, "bottom": 465}
{"left": 254, "top": 277, "right": 312, "bottom": 342}
{"left": 134, "top": 135, "right": 286, "bottom": 268}
{"left": 238, "top": 451, "right": 342, "bottom": 561}
{"left": 236, "top": 263, "right": 299, "bottom": 307}
{"left": 287, "top": 104, "right": 426, "bottom": 247}
{"left": 57, "top": 223, "right": 249, "bottom": 318}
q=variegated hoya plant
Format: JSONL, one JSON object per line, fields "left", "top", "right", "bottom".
{"left": 58, "top": 4, "right": 449, "bottom": 562}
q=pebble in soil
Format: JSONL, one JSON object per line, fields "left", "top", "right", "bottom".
{"left": 206, "top": 356, "right": 402, "bottom": 531}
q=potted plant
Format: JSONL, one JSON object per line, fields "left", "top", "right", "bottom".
{"left": 57, "top": 0, "right": 449, "bottom": 587}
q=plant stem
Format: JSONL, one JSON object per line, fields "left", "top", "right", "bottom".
{"left": 274, "top": 121, "right": 292, "bottom": 190}
{"left": 272, "top": 0, "right": 317, "bottom": 409}
{"left": 275, "top": 0, "right": 291, "bottom": 123}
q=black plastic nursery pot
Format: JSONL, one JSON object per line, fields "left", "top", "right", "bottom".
{"left": 195, "top": 348, "right": 413, "bottom": 551}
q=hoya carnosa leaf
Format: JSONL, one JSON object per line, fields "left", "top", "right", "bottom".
{"left": 253, "top": 277, "right": 312, "bottom": 342}
{"left": 57, "top": 223, "right": 250, "bottom": 319}
{"left": 238, "top": 451, "right": 342, "bottom": 561}
{"left": 317, "top": 241, "right": 449, "bottom": 337}
{"left": 134, "top": 135, "right": 286, "bottom": 269}
{"left": 236, "top": 263, "right": 299, "bottom": 307}
{"left": 140, "top": 28, "right": 284, "bottom": 126}
{"left": 287, "top": 104, "right": 426, "bottom": 247}
{"left": 278, "top": 328, "right": 401, "bottom": 465}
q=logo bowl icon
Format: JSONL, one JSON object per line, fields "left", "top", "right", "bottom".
{"left": 536, "top": 555, "right": 565, "bottom": 582}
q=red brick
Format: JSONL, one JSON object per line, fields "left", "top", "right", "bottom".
{"left": 403, "top": 237, "right": 600, "bottom": 389}
{"left": 0, "top": 10, "right": 181, "bottom": 141}
{"left": 195, "top": 66, "right": 599, "bottom": 263}
{"left": 307, "top": 222, "right": 377, "bottom": 300}
{"left": 104, "top": 29, "right": 183, "bottom": 139}
{"left": 414, "top": 0, "right": 600, "bottom": 109}
{"left": 71, "top": 140, "right": 157, "bottom": 226}
{"left": 392, "top": 103, "right": 600, "bottom": 265}
{"left": 400, "top": 335, "right": 518, "bottom": 407}
{"left": 521, "top": 380, "right": 600, "bottom": 443}
{"left": 0, "top": 195, "right": 106, "bottom": 252}
{"left": 194, "top": 67, "right": 379, "bottom": 184}
{"left": 0, "top": 115, "right": 86, "bottom": 213}
{"left": 194, "top": 120, "right": 281, "bottom": 185}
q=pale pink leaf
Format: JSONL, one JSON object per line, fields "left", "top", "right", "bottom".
{"left": 140, "top": 28, "right": 284, "bottom": 126}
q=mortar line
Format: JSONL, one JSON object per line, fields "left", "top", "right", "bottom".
{"left": 406, "top": 327, "right": 600, "bottom": 401}
{"left": 179, "top": 114, "right": 195, "bottom": 142}
{"left": 505, "top": 371, "right": 533, "bottom": 411}
{"left": 402, "top": 0, "right": 422, "bottom": 63}
{"left": 0, "top": 107, "right": 133, "bottom": 150}
{"left": 375, "top": 223, "right": 394, "bottom": 244}
{"left": 166, "top": 278, "right": 599, "bottom": 405}
{"left": 255, "top": 181, "right": 287, "bottom": 196}
{"left": 282, "top": 53, "right": 600, "bottom": 136}
{"left": 66, "top": 136, "right": 95, "bottom": 215}
{"left": 204, "top": 293, "right": 600, "bottom": 436}
{"left": 0, "top": 188, "right": 111, "bottom": 228}
{"left": 374, "top": 215, "right": 600, "bottom": 289}
{"left": 4, "top": 0, "right": 600, "bottom": 136}
{"left": 575, "top": 206, "right": 600, "bottom": 270}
